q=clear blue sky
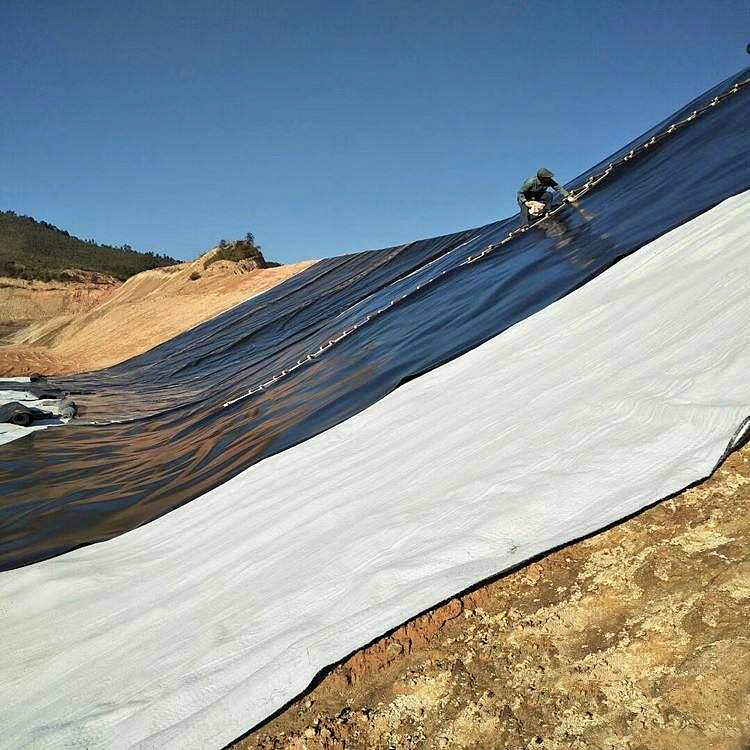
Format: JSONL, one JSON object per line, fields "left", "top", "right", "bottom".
{"left": 2, "top": 1, "right": 748, "bottom": 263}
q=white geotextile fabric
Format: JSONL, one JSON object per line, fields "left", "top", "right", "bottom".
{"left": 0, "top": 394, "right": 67, "bottom": 446}
{"left": 2, "top": 193, "right": 749, "bottom": 750}
{"left": 0, "top": 422, "right": 54, "bottom": 446}
{"left": 0, "top": 391, "right": 37, "bottom": 400}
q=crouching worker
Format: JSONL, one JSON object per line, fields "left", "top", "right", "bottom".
{"left": 517, "top": 168, "right": 572, "bottom": 224}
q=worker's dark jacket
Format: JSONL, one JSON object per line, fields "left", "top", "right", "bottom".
{"left": 517, "top": 177, "right": 570, "bottom": 223}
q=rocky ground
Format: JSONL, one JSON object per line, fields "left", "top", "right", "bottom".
{"left": 235, "top": 441, "right": 750, "bottom": 750}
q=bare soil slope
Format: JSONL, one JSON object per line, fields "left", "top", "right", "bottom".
{"left": 0, "top": 271, "right": 120, "bottom": 342}
{"left": 237, "top": 443, "right": 750, "bottom": 750}
{"left": 0, "top": 252, "right": 312, "bottom": 376}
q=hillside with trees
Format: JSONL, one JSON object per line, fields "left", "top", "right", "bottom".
{"left": 0, "top": 211, "right": 178, "bottom": 282}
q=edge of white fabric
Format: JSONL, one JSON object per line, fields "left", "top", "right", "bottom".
{"left": 0, "top": 393, "right": 68, "bottom": 445}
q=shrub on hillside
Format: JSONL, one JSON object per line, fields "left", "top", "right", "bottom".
{"left": 203, "top": 239, "right": 268, "bottom": 270}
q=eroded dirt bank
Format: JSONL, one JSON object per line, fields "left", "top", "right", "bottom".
{"left": 235, "top": 443, "right": 750, "bottom": 750}
{"left": 0, "top": 271, "right": 120, "bottom": 343}
{"left": 0, "top": 257, "right": 313, "bottom": 376}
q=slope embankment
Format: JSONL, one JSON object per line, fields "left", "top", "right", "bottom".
{"left": 0, "top": 271, "right": 120, "bottom": 340}
{"left": 1, "top": 68, "right": 747, "bottom": 750}
{"left": 0, "top": 254, "right": 313, "bottom": 376}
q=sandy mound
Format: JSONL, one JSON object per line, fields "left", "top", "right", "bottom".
{"left": 0, "top": 254, "right": 313, "bottom": 376}
{"left": 0, "top": 271, "right": 119, "bottom": 343}
{"left": 237, "top": 443, "right": 750, "bottom": 750}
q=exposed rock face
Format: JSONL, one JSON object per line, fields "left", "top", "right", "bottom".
{"left": 236, "top": 444, "right": 750, "bottom": 750}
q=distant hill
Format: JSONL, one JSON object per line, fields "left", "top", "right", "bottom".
{"left": 0, "top": 210, "right": 178, "bottom": 282}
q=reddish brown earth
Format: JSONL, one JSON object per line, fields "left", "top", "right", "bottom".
{"left": 234, "top": 444, "right": 750, "bottom": 750}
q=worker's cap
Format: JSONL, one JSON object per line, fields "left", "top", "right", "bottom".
{"left": 537, "top": 168, "right": 555, "bottom": 183}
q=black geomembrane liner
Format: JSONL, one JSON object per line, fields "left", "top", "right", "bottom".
{"left": 1, "top": 68, "right": 748, "bottom": 570}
